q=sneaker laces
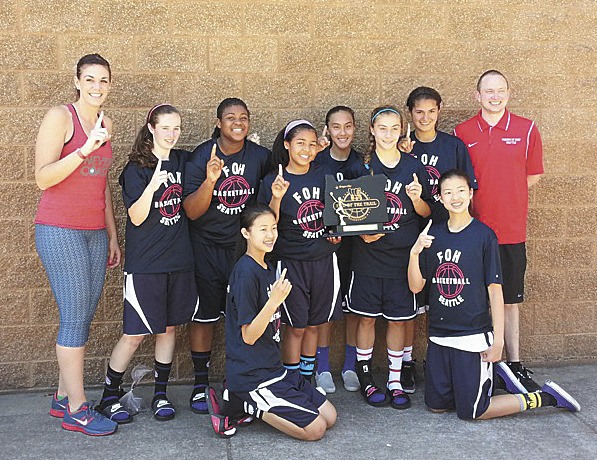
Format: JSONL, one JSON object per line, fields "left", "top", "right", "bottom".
{"left": 516, "top": 366, "right": 534, "bottom": 382}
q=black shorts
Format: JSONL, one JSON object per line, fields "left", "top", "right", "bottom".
{"left": 499, "top": 243, "right": 526, "bottom": 304}
{"left": 233, "top": 369, "right": 327, "bottom": 428}
{"left": 191, "top": 242, "right": 235, "bottom": 322}
{"left": 424, "top": 339, "right": 493, "bottom": 420}
{"left": 347, "top": 273, "right": 417, "bottom": 321}
{"left": 336, "top": 238, "right": 353, "bottom": 313}
{"left": 278, "top": 254, "right": 342, "bottom": 328}
{"left": 123, "top": 271, "right": 198, "bottom": 335}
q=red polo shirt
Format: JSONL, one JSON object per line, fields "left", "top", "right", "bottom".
{"left": 454, "top": 110, "right": 543, "bottom": 244}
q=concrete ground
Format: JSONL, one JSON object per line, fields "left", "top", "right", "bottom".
{"left": 1, "top": 363, "right": 595, "bottom": 460}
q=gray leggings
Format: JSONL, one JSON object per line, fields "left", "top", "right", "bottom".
{"left": 35, "top": 224, "right": 108, "bottom": 347}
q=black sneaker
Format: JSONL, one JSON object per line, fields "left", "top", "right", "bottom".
{"left": 507, "top": 362, "right": 542, "bottom": 392}
{"left": 356, "top": 360, "right": 388, "bottom": 407}
{"left": 205, "top": 386, "right": 237, "bottom": 438}
{"left": 401, "top": 361, "right": 416, "bottom": 394}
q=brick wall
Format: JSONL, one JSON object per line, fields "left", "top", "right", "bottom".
{"left": 0, "top": 0, "right": 595, "bottom": 390}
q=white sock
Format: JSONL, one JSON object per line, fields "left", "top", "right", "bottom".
{"left": 403, "top": 346, "right": 413, "bottom": 362}
{"left": 356, "top": 347, "right": 373, "bottom": 361}
{"left": 387, "top": 348, "right": 404, "bottom": 391}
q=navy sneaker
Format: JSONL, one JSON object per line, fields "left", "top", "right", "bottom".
{"left": 401, "top": 361, "right": 417, "bottom": 394}
{"left": 152, "top": 398, "right": 176, "bottom": 421}
{"left": 190, "top": 385, "right": 208, "bottom": 414}
{"left": 98, "top": 401, "right": 132, "bottom": 424}
{"left": 387, "top": 388, "right": 411, "bottom": 410}
{"left": 50, "top": 393, "right": 68, "bottom": 418}
{"left": 62, "top": 402, "right": 117, "bottom": 436}
{"left": 542, "top": 380, "right": 581, "bottom": 412}
{"left": 496, "top": 362, "right": 528, "bottom": 394}
{"left": 205, "top": 386, "right": 237, "bottom": 438}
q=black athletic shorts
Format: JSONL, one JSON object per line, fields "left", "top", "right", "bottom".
{"left": 499, "top": 243, "right": 526, "bottom": 304}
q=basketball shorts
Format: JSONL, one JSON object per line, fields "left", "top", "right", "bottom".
{"left": 424, "top": 340, "right": 493, "bottom": 420}
{"left": 123, "top": 270, "right": 198, "bottom": 335}
{"left": 234, "top": 369, "right": 327, "bottom": 428}
{"left": 499, "top": 243, "right": 526, "bottom": 304}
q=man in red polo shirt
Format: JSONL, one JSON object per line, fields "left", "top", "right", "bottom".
{"left": 454, "top": 70, "right": 544, "bottom": 392}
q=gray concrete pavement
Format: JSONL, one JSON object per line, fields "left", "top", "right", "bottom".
{"left": 1, "top": 363, "right": 595, "bottom": 460}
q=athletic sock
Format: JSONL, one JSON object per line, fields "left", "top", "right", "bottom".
{"left": 99, "top": 366, "right": 125, "bottom": 409}
{"left": 222, "top": 389, "right": 263, "bottom": 420}
{"left": 516, "top": 391, "right": 556, "bottom": 411}
{"left": 153, "top": 360, "right": 172, "bottom": 403}
{"left": 299, "top": 355, "right": 316, "bottom": 382}
{"left": 316, "top": 346, "right": 331, "bottom": 373}
{"left": 403, "top": 346, "right": 413, "bottom": 363}
{"left": 342, "top": 345, "right": 357, "bottom": 373}
{"left": 387, "top": 348, "right": 404, "bottom": 391}
{"left": 191, "top": 351, "right": 210, "bottom": 395}
{"left": 356, "top": 346, "right": 373, "bottom": 362}
{"left": 283, "top": 362, "right": 300, "bottom": 371}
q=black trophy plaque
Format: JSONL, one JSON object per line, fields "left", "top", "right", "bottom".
{"left": 324, "top": 174, "right": 388, "bottom": 236}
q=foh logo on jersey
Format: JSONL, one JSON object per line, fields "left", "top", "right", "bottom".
{"left": 213, "top": 162, "right": 254, "bottom": 215}
{"left": 432, "top": 249, "right": 471, "bottom": 307}
{"left": 155, "top": 171, "right": 183, "bottom": 226}
{"left": 292, "top": 186, "right": 325, "bottom": 238}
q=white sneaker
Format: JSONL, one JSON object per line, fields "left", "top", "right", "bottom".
{"left": 315, "top": 371, "right": 336, "bottom": 394}
{"left": 342, "top": 370, "right": 360, "bottom": 392}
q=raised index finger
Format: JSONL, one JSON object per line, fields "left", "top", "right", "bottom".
{"left": 156, "top": 158, "right": 162, "bottom": 172}
{"left": 406, "top": 122, "right": 411, "bottom": 141}
{"left": 422, "top": 219, "right": 433, "bottom": 235}
{"left": 278, "top": 164, "right": 283, "bottom": 177}
{"left": 94, "top": 111, "right": 104, "bottom": 130}
{"left": 279, "top": 267, "right": 287, "bottom": 281}
{"left": 210, "top": 143, "right": 217, "bottom": 159}
{"left": 412, "top": 173, "right": 419, "bottom": 183}
{"left": 322, "top": 126, "right": 328, "bottom": 138}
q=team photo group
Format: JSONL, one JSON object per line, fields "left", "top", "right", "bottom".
{"left": 33, "top": 53, "right": 580, "bottom": 439}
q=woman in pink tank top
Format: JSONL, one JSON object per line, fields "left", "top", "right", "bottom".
{"left": 34, "top": 54, "right": 121, "bottom": 436}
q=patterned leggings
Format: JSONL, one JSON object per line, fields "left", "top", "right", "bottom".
{"left": 35, "top": 224, "right": 108, "bottom": 347}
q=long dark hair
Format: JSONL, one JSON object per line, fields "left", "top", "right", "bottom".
{"left": 234, "top": 204, "right": 277, "bottom": 261}
{"left": 270, "top": 121, "right": 317, "bottom": 172}
{"left": 211, "top": 97, "right": 250, "bottom": 139}
{"left": 130, "top": 104, "right": 181, "bottom": 168}
{"left": 75, "top": 54, "right": 111, "bottom": 98}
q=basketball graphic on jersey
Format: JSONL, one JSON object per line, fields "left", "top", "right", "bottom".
{"left": 218, "top": 175, "right": 251, "bottom": 208}
{"left": 385, "top": 192, "right": 403, "bottom": 226}
{"left": 159, "top": 184, "right": 182, "bottom": 218}
{"left": 296, "top": 200, "right": 324, "bottom": 232}
{"left": 426, "top": 165, "right": 441, "bottom": 196}
{"left": 435, "top": 262, "right": 465, "bottom": 299}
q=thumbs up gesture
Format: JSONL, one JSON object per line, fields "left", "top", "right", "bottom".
{"left": 149, "top": 157, "right": 168, "bottom": 192}
{"left": 406, "top": 172, "right": 423, "bottom": 202}
{"left": 411, "top": 219, "right": 434, "bottom": 255}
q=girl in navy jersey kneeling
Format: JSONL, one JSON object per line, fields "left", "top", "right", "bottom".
{"left": 206, "top": 204, "right": 336, "bottom": 440}
{"left": 408, "top": 169, "right": 579, "bottom": 420}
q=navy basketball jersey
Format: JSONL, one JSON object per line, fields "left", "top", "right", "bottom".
{"left": 420, "top": 219, "right": 502, "bottom": 337}
{"left": 350, "top": 152, "right": 432, "bottom": 277}
{"left": 410, "top": 131, "right": 477, "bottom": 222}
{"left": 184, "top": 139, "right": 271, "bottom": 247}
{"left": 225, "top": 255, "right": 284, "bottom": 392}
{"left": 258, "top": 165, "right": 335, "bottom": 261}
{"left": 120, "top": 149, "right": 194, "bottom": 273}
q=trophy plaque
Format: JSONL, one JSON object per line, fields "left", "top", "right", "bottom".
{"left": 324, "top": 174, "right": 388, "bottom": 236}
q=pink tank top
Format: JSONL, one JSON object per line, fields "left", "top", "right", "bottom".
{"left": 35, "top": 104, "right": 113, "bottom": 230}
